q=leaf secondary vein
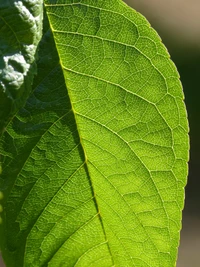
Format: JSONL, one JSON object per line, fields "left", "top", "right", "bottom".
{"left": 76, "top": 112, "right": 171, "bottom": 223}
{"left": 46, "top": 17, "right": 116, "bottom": 264}
{"left": 64, "top": 67, "right": 175, "bottom": 135}
{"left": 88, "top": 160, "right": 171, "bottom": 262}
{"left": 51, "top": 29, "right": 171, "bottom": 87}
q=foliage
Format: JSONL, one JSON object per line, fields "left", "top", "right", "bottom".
{"left": 0, "top": 0, "right": 189, "bottom": 266}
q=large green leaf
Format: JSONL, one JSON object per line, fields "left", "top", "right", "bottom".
{"left": 0, "top": 0, "right": 189, "bottom": 266}
{"left": 0, "top": 0, "right": 43, "bottom": 132}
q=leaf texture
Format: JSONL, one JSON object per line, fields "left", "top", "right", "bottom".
{"left": 0, "top": 0, "right": 43, "bottom": 132}
{"left": 0, "top": 0, "right": 189, "bottom": 266}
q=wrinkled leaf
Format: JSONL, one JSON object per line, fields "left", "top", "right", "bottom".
{"left": 0, "top": 0, "right": 43, "bottom": 132}
{"left": 0, "top": 1, "right": 189, "bottom": 266}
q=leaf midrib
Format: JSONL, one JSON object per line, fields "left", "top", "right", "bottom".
{"left": 45, "top": 2, "right": 174, "bottom": 264}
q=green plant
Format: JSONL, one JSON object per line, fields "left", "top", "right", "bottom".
{"left": 0, "top": 0, "right": 189, "bottom": 266}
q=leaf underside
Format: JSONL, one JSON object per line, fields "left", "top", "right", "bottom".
{"left": 0, "top": 1, "right": 189, "bottom": 267}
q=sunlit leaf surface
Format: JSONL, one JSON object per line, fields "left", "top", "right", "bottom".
{"left": 0, "top": 1, "right": 189, "bottom": 266}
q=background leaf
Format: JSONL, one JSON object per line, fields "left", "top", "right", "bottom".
{"left": 0, "top": 0, "right": 189, "bottom": 266}
{"left": 0, "top": 0, "right": 43, "bottom": 132}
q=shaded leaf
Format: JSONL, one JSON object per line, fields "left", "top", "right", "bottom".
{"left": 0, "top": 0, "right": 43, "bottom": 132}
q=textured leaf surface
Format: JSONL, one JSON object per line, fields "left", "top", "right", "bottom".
{"left": 0, "top": 0, "right": 189, "bottom": 267}
{"left": 0, "top": 0, "right": 43, "bottom": 132}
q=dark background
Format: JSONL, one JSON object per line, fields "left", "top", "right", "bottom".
{"left": 1, "top": 1, "right": 199, "bottom": 266}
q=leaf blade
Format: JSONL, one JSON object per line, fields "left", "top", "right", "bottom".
{"left": 0, "top": 0, "right": 189, "bottom": 266}
{"left": 0, "top": 15, "right": 113, "bottom": 267}
{"left": 45, "top": 0, "right": 189, "bottom": 266}
{"left": 0, "top": 0, "right": 43, "bottom": 132}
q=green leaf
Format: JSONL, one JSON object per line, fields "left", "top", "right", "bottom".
{"left": 0, "top": 0, "right": 189, "bottom": 266}
{"left": 0, "top": 0, "right": 43, "bottom": 132}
